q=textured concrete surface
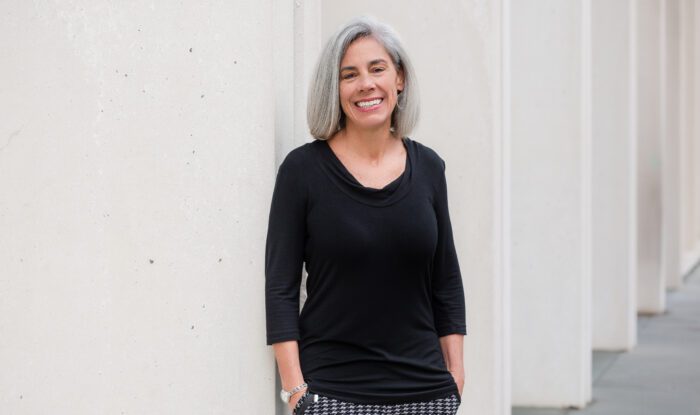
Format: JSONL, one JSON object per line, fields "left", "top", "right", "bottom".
{"left": 509, "top": 0, "right": 592, "bottom": 407}
{"left": 0, "top": 2, "right": 278, "bottom": 414}
{"left": 514, "top": 266, "right": 700, "bottom": 415}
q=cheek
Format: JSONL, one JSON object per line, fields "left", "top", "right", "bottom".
{"left": 340, "top": 99, "right": 353, "bottom": 118}
{"left": 339, "top": 87, "right": 353, "bottom": 110}
{"left": 385, "top": 87, "right": 399, "bottom": 107}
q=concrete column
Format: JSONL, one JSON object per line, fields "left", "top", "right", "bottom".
{"left": 273, "top": 1, "right": 321, "bottom": 414}
{"left": 509, "top": 0, "right": 592, "bottom": 408}
{"left": 321, "top": 2, "right": 509, "bottom": 414}
{"left": 273, "top": 0, "right": 295, "bottom": 162}
{"left": 680, "top": 0, "right": 697, "bottom": 275}
{"left": 294, "top": 1, "right": 322, "bottom": 150}
{"left": 637, "top": 0, "right": 666, "bottom": 313}
{"left": 274, "top": 0, "right": 321, "bottom": 155}
{"left": 662, "top": 0, "right": 683, "bottom": 290}
{"left": 591, "top": 0, "right": 637, "bottom": 350}
{"left": 695, "top": 1, "right": 700, "bottom": 261}
{"left": 0, "top": 2, "right": 276, "bottom": 414}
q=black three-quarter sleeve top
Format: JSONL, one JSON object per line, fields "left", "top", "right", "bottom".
{"left": 265, "top": 136, "right": 467, "bottom": 405}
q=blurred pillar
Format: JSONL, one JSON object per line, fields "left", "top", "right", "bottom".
{"left": 591, "top": 0, "right": 637, "bottom": 351}
{"left": 636, "top": 0, "right": 666, "bottom": 314}
{"left": 695, "top": 0, "right": 700, "bottom": 268}
{"left": 662, "top": 0, "right": 683, "bottom": 290}
{"left": 320, "top": 2, "right": 509, "bottom": 414}
{"left": 680, "top": 0, "right": 698, "bottom": 276}
{"left": 509, "top": 0, "right": 592, "bottom": 408}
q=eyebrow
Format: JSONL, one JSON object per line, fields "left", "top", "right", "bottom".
{"left": 340, "top": 59, "right": 389, "bottom": 72}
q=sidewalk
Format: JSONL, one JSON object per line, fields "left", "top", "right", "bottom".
{"left": 513, "top": 267, "right": 700, "bottom": 415}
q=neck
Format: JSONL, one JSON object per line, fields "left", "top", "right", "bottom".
{"left": 338, "top": 122, "right": 399, "bottom": 161}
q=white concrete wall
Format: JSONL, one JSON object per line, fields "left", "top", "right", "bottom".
{"left": 591, "top": 0, "right": 637, "bottom": 351}
{"left": 663, "top": 0, "right": 683, "bottom": 290}
{"left": 272, "top": 1, "right": 321, "bottom": 414}
{"left": 680, "top": 0, "right": 698, "bottom": 275}
{"left": 321, "top": 2, "right": 508, "bottom": 414}
{"left": 695, "top": 0, "right": 700, "bottom": 259}
{"left": 0, "top": 2, "right": 276, "bottom": 414}
{"left": 509, "top": 0, "right": 592, "bottom": 408}
{"left": 636, "top": 0, "right": 666, "bottom": 313}
{"left": 2, "top": 1, "right": 693, "bottom": 413}
{"left": 694, "top": 1, "right": 700, "bottom": 265}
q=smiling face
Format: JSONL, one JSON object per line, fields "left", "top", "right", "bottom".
{"left": 338, "top": 36, "right": 405, "bottom": 134}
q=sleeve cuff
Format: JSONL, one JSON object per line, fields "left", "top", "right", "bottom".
{"left": 266, "top": 331, "right": 300, "bottom": 346}
{"left": 436, "top": 325, "right": 467, "bottom": 337}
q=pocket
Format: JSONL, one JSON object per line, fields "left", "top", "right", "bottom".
{"left": 292, "top": 391, "right": 310, "bottom": 415}
{"left": 295, "top": 392, "right": 321, "bottom": 415}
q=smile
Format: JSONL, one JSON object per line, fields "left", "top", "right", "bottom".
{"left": 355, "top": 98, "right": 383, "bottom": 108}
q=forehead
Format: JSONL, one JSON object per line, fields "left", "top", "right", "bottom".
{"left": 341, "top": 36, "right": 392, "bottom": 65}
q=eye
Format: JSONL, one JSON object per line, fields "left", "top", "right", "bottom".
{"left": 341, "top": 72, "right": 356, "bottom": 80}
{"left": 371, "top": 66, "right": 386, "bottom": 73}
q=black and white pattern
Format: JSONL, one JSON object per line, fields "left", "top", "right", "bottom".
{"left": 294, "top": 392, "right": 460, "bottom": 415}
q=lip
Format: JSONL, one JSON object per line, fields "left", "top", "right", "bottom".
{"left": 354, "top": 97, "right": 384, "bottom": 112}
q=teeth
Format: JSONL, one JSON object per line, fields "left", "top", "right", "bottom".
{"left": 357, "top": 98, "right": 382, "bottom": 108}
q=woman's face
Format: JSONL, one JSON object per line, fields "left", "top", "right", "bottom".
{"left": 338, "top": 36, "right": 404, "bottom": 134}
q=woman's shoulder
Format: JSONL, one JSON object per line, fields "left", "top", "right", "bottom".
{"left": 405, "top": 136, "right": 447, "bottom": 173}
{"left": 279, "top": 139, "right": 319, "bottom": 172}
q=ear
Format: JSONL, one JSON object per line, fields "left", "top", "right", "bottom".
{"left": 396, "top": 68, "right": 405, "bottom": 93}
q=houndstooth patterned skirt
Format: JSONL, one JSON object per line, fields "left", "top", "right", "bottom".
{"left": 293, "top": 391, "right": 461, "bottom": 415}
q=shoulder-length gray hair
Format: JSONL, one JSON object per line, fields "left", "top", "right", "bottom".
{"left": 307, "top": 16, "right": 420, "bottom": 140}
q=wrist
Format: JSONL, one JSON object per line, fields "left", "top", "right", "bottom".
{"left": 280, "top": 382, "right": 308, "bottom": 403}
{"left": 292, "top": 386, "right": 308, "bottom": 396}
{"left": 288, "top": 388, "right": 308, "bottom": 410}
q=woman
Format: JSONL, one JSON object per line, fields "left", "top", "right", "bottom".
{"left": 265, "top": 16, "right": 467, "bottom": 415}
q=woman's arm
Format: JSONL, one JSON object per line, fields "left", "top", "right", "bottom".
{"left": 439, "top": 334, "right": 465, "bottom": 397}
{"left": 265, "top": 150, "right": 309, "bottom": 410}
{"left": 430, "top": 158, "right": 467, "bottom": 337}
{"left": 432, "top": 157, "right": 467, "bottom": 398}
{"left": 273, "top": 340, "right": 308, "bottom": 411}
{"left": 266, "top": 152, "right": 307, "bottom": 346}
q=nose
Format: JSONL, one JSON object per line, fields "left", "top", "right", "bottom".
{"left": 358, "top": 72, "right": 376, "bottom": 91}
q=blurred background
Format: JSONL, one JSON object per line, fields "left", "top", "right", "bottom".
{"left": 1, "top": 1, "right": 698, "bottom": 414}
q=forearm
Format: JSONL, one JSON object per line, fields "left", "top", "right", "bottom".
{"left": 272, "top": 340, "right": 307, "bottom": 394}
{"left": 439, "top": 333, "right": 464, "bottom": 373}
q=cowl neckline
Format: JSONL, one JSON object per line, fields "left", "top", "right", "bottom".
{"left": 313, "top": 137, "right": 414, "bottom": 207}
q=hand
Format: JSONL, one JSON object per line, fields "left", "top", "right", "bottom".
{"left": 287, "top": 388, "right": 308, "bottom": 413}
{"left": 449, "top": 368, "right": 465, "bottom": 398}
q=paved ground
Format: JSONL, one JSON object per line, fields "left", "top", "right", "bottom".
{"left": 513, "top": 267, "right": 700, "bottom": 415}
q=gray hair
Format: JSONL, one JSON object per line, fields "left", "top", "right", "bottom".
{"left": 307, "top": 16, "right": 420, "bottom": 140}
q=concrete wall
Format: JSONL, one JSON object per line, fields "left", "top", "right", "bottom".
{"left": 695, "top": 0, "right": 700, "bottom": 258}
{"left": 636, "top": 0, "right": 666, "bottom": 313}
{"left": 272, "top": 1, "right": 321, "bottom": 413}
{"left": 1, "top": 1, "right": 697, "bottom": 414}
{"left": 0, "top": 2, "right": 276, "bottom": 413}
{"left": 663, "top": 0, "right": 682, "bottom": 290}
{"left": 591, "top": 0, "right": 637, "bottom": 351}
{"left": 509, "top": 0, "right": 592, "bottom": 408}
{"left": 680, "top": 0, "right": 697, "bottom": 274}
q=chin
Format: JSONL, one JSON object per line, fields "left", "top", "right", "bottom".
{"left": 349, "top": 116, "right": 392, "bottom": 131}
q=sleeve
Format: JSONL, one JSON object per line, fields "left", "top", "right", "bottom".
{"left": 265, "top": 152, "right": 307, "bottom": 345}
{"left": 431, "top": 158, "right": 467, "bottom": 337}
